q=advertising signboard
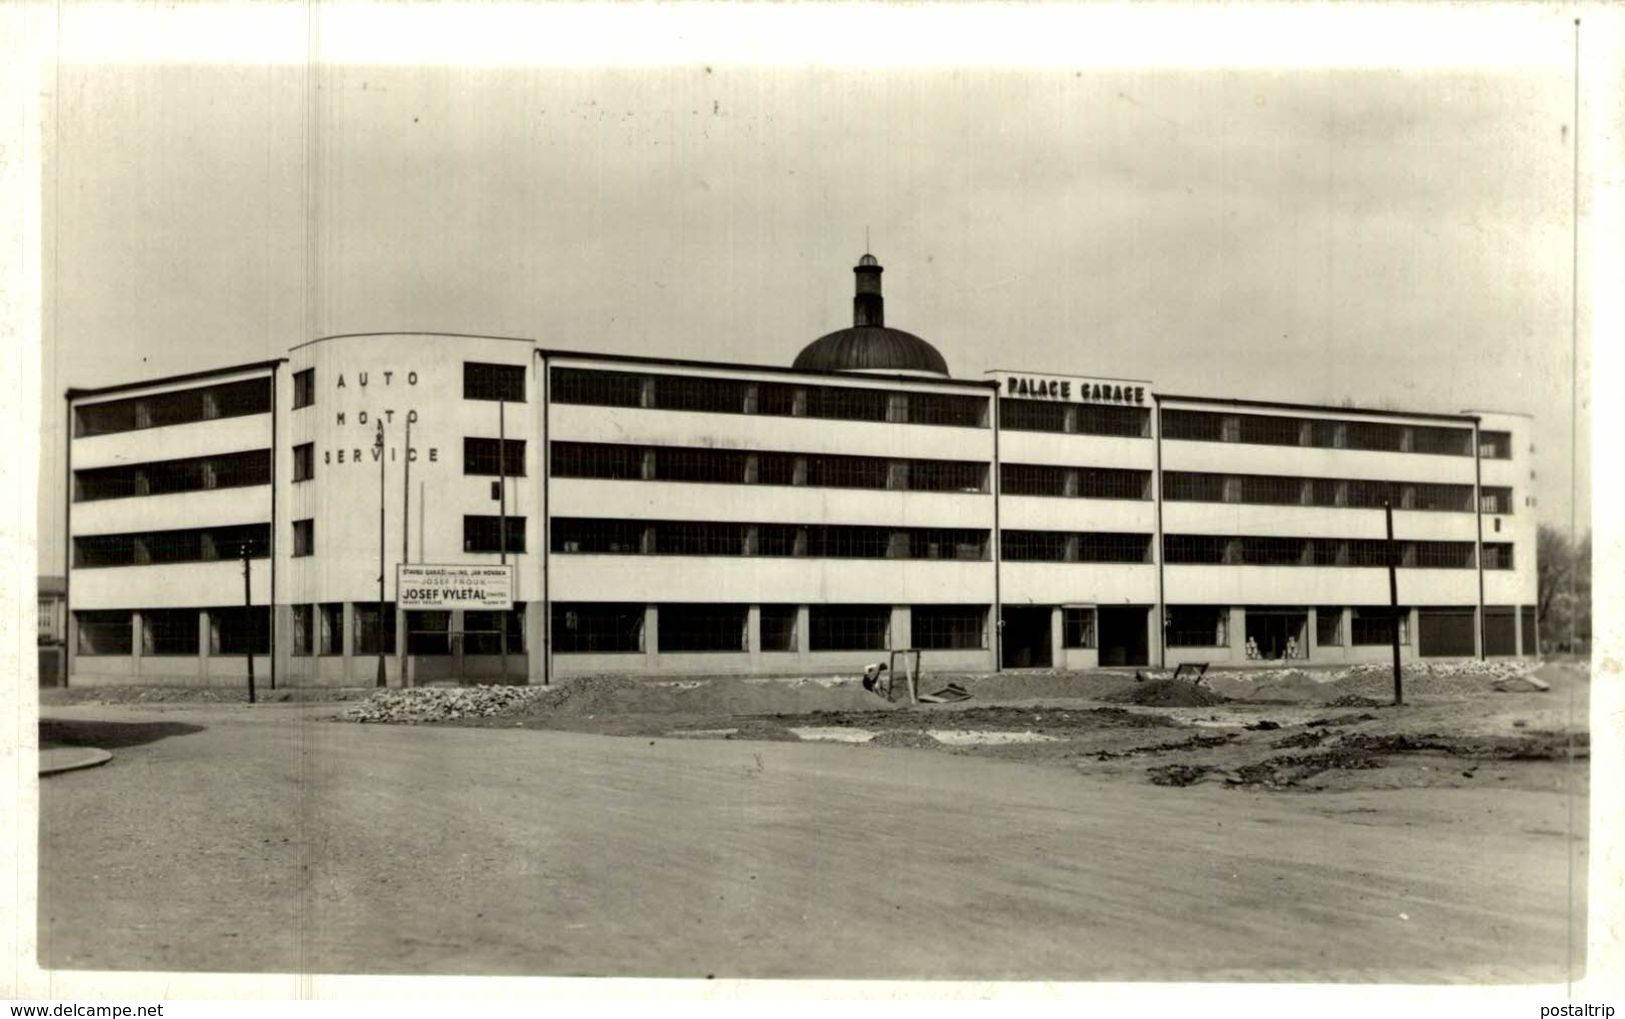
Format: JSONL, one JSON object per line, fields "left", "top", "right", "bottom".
{"left": 397, "top": 564, "right": 514, "bottom": 610}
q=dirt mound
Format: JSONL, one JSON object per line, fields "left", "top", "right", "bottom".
{"left": 1230, "top": 749, "right": 1384, "bottom": 788}
{"left": 1146, "top": 764, "right": 1221, "bottom": 787}
{"left": 514, "top": 675, "right": 893, "bottom": 719}
{"left": 1324, "top": 694, "right": 1386, "bottom": 708}
{"left": 869, "top": 730, "right": 942, "bottom": 749}
{"left": 344, "top": 686, "right": 547, "bottom": 723}
{"left": 1107, "top": 680, "right": 1228, "bottom": 708}
{"left": 1095, "top": 733, "right": 1235, "bottom": 760}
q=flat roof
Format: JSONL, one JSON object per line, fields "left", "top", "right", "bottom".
{"left": 1153, "top": 392, "right": 1481, "bottom": 424}
{"left": 65, "top": 359, "right": 286, "bottom": 401}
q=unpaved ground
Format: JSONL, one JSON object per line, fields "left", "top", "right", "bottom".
{"left": 37, "top": 697, "right": 1587, "bottom": 981}
{"left": 411, "top": 662, "right": 1589, "bottom": 797}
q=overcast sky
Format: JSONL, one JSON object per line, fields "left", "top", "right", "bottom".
{"left": 36, "top": 7, "right": 1593, "bottom": 567}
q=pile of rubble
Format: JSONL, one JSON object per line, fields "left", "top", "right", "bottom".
{"left": 342, "top": 686, "right": 549, "bottom": 724}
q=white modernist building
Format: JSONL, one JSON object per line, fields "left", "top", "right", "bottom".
{"left": 63, "top": 255, "right": 1538, "bottom": 687}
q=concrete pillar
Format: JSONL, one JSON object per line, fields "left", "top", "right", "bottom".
{"left": 1305, "top": 606, "right": 1318, "bottom": 661}
{"left": 892, "top": 605, "right": 911, "bottom": 651}
{"left": 645, "top": 604, "right": 659, "bottom": 668}
{"left": 1228, "top": 606, "right": 1246, "bottom": 664}
{"left": 1050, "top": 606, "right": 1065, "bottom": 669}
{"left": 1146, "top": 605, "right": 1161, "bottom": 669}
{"left": 747, "top": 604, "right": 762, "bottom": 659}
{"left": 342, "top": 601, "right": 356, "bottom": 682}
{"left": 199, "top": 610, "right": 212, "bottom": 682}
{"left": 525, "top": 600, "right": 546, "bottom": 685}
{"left": 131, "top": 609, "right": 145, "bottom": 680}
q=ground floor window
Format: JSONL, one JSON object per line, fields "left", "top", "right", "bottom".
{"left": 319, "top": 603, "right": 344, "bottom": 655}
{"left": 553, "top": 602, "right": 644, "bottom": 653}
{"left": 658, "top": 604, "right": 748, "bottom": 652}
{"left": 354, "top": 602, "right": 397, "bottom": 655}
{"left": 911, "top": 605, "right": 987, "bottom": 650}
{"left": 406, "top": 610, "right": 452, "bottom": 655}
{"left": 1062, "top": 607, "right": 1096, "bottom": 648}
{"left": 759, "top": 604, "right": 798, "bottom": 652}
{"left": 75, "top": 609, "right": 131, "bottom": 656}
{"left": 1315, "top": 607, "right": 1344, "bottom": 647}
{"left": 291, "top": 604, "right": 314, "bottom": 656}
{"left": 1165, "top": 605, "right": 1228, "bottom": 648}
{"left": 211, "top": 606, "right": 269, "bottom": 655}
{"left": 1484, "top": 607, "right": 1516, "bottom": 656}
{"left": 1520, "top": 606, "right": 1537, "bottom": 655}
{"left": 1351, "top": 607, "right": 1409, "bottom": 646}
{"left": 809, "top": 605, "right": 890, "bottom": 651}
{"left": 464, "top": 606, "right": 525, "bottom": 655}
{"left": 142, "top": 608, "right": 198, "bottom": 656}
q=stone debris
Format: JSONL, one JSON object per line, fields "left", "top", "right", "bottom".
{"left": 342, "top": 686, "right": 548, "bottom": 724}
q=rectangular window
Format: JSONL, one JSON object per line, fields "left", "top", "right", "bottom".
{"left": 551, "top": 441, "right": 644, "bottom": 480}
{"left": 1315, "top": 607, "right": 1344, "bottom": 646}
{"left": 908, "top": 393, "right": 988, "bottom": 428}
{"left": 75, "top": 609, "right": 132, "bottom": 656}
{"left": 1478, "top": 430, "right": 1512, "bottom": 459}
{"left": 73, "top": 524, "right": 270, "bottom": 569}
{"left": 1411, "top": 425, "right": 1472, "bottom": 456}
{"left": 1235, "top": 414, "right": 1305, "bottom": 447}
{"left": 405, "top": 610, "right": 453, "bottom": 655}
{"left": 1162, "top": 472, "right": 1227, "bottom": 502}
{"left": 999, "top": 398, "right": 1069, "bottom": 433}
{"left": 552, "top": 602, "right": 644, "bottom": 653}
{"left": 651, "top": 375, "right": 749, "bottom": 414}
{"left": 1160, "top": 409, "right": 1225, "bottom": 442}
{"left": 292, "top": 368, "right": 315, "bottom": 409}
{"left": 1237, "top": 537, "right": 1309, "bottom": 566}
{"left": 1484, "top": 607, "right": 1517, "bottom": 655}
{"left": 1077, "top": 468, "right": 1151, "bottom": 500}
{"left": 803, "top": 385, "right": 890, "bottom": 423}
{"left": 1165, "top": 606, "right": 1228, "bottom": 647}
{"left": 354, "top": 602, "right": 397, "bottom": 655}
{"left": 463, "top": 605, "right": 526, "bottom": 655}
{"left": 211, "top": 606, "right": 270, "bottom": 655}
{"left": 1076, "top": 404, "right": 1150, "bottom": 438}
{"left": 1352, "top": 607, "right": 1408, "bottom": 646}
{"left": 1077, "top": 532, "right": 1152, "bottom": 563}
{"left": 293, "top": 443, "right": 315, "bottom": 482}
{"left": 551, "top": 367, "right": 645, "bottom": 407}
{"left": 760, "top": 604, "right": 798, "bottom": 652}
{"left": 1482, "top": 543, "right": 1515, "bottom": 570}
{"left": 463, "top": 437, "right": 527, "bottom": 477}
{"left": 652, "top": 446, "right": 749, "bottom": 484}
{"left": 291, "top": 604, "right": 314, "bottom": 656}
{"left": 1237, "top": 475, "right": 1308, "bottom": 506}
{"left": 755, "top": 524, "right": 804, "bottom": 558}
{"left": 1001, "top": 463, "right": 1068, "bottom": 497}
{"left": 319, "top": 603, "right": 344, "bottom": 655}
{"left": 142, "top": 608, "right": 199, "bottom": 656}
{"left": 464, "top": 361, "right": 526, "bottom": 402}
{"left": 805, "top": 454, "right": 890, "bottom": 490}
{"left": 652, "top": 521, "right": 748, "bottom": 557}
{"left": 292, "top": 519, "right": 314, "bottom": 558}
{"left": 1479, "top": 486, "right": 1513, "bottom": 514}
{"left": 806, "top": 525, "right": 893, "bottom": 559}
{"left": 74, "top": 449, "right": 272, "bottom": 502}
{"left": 908, "top": 529, "right": 988, "bottom": 561}
{"left": 1345, "top": 479, "right": 1398, "bottom": 509}
{"left": 906, "top": 460, "right": 989, "bottom": 493}
{"left": 1001, "top": 530, "right": 1070, "bottom": 562}
{"left": 809, "top": 604, "right": 890, "bottom": 651}
{"left": 1411, "top": 483, "right": 1475, "bottom": 512}
{"left": 1162, "top": 534, "right": 1229, "bottom": 564}
{"left": 1062, "top": 607, "right": 1096, "bottom": 648}
{"left": 463, "top": 515, "right": 527, "bottom": 554}
{"left": 1412, "top": 541, "right": 1474, "bottom": 569}
{"left": 911, "top": 605, "right": 987, "bottom": 650}
{"left": 552, "top": 518, "right": 646, "bottom": 554}
{"left": 755, "top": 451, "right": 800, "bottom": 486}
{"left": 1344, "top": 421, "right": 1406, "bottom": 452}
{"left": 658, "top": 603, "right": 748, "bottom": 652}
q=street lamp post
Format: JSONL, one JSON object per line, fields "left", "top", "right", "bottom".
{"left": 375, "top": 419, "right": 387, "bottom": 688}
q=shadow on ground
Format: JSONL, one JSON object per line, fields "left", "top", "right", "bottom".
{"left": 40, "top": 719, "right": 204, "bottom": 750}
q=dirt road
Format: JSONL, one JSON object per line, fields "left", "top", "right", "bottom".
{"left": 38, "top": 702, "right": 1585, "bottom": 981}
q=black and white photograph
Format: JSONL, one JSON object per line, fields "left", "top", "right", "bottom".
{"left": 6, "top": 1, "right": 1621, "bottom": 1008}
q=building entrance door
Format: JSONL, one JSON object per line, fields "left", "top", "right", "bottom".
{"left": 1418, "top": 607, "right": 1476, "bottom": 657}
{"left": 1244, "top": 609, "right": 1309, "bottom": 661}
{"left": 1098, "top": 607, "right": 1149, "bottom": 667}
{"left": 1000, "top": 607, "right": 1053, "bottom": 668}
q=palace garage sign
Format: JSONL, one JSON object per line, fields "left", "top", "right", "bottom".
{"left": 991, "top": 370, "right": 1150, "bottom": 405}
{"left": 397, "top": 564, "right": 514, "bottom": 610}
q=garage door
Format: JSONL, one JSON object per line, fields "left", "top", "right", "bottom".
{"left": 1418, "top": 608, "right": 1475, "bottom": 657}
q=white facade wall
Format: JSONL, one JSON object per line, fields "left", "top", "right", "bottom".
{"left": 63, "top": 339, "right": 1542, "bottom": 687}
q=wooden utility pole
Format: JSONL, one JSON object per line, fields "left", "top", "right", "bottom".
{"left": 241, "top": 542, "right": 256, "bottom": 705}
{"left": 1385, "top": 500, "right": 1403, "bottom": 706}
{"left": 498, "top": 400, "right": 508, "bottom": 684}
{"left": 402, "top": 416, "right": 411, "bottom": 687}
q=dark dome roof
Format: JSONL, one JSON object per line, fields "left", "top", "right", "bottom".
{"left": 793, "top": 325, "right": 950, "bottom": 377}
